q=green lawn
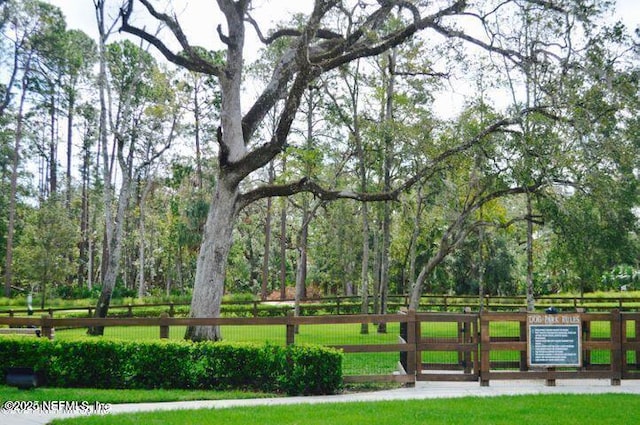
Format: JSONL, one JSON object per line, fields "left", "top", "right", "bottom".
{"left": 0, "top": 385, "right": 274, "bottom": 404}
{"left": 48, "top": 394, "right": 640, "bottom": 425}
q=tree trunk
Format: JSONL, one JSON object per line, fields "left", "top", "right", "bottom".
{"left": 526, "top": 192, "right": 535, "bottom": 311}
{"left": 137, "top": 177, "right": 153, "bottom": 298}
{"left": 78, "top": 133, "right": 90, "bottom": 289}
{"left": 377, "top": 49, "right": 396, "bottom": 333}
{"left": 279, "top": 158, "right": 288, "bottom": 300}
{"left": 377, "top": 200, "right": 391, "bottom": 333}
{"left": 176, "top": 244, "right": 184, "bottom": 294}
{"left": 4, "top": 59, "right": 31, "bottom": 297}
{"left": 477, "top": 225, "right": 485, "bottom": 313}
{"left": 294, "top": 205, "right": 309, "bottom": 318}
{"left": 372, "top": 227, "right": 381, "bottom": 316}
{"left": 185, "top": 178, "right": 239, "bottom": 341}
{"left": 66, "top": 93, "right": 75, "bottom": 209}
{"left": 88, "top": 238, "right": 93, "bottom": 290}
{"left": 359, "top": 202, "right": 370, "bottom": 334}
{"left": 409, "top": 248, "right": 448, "bottom": 310}
{"left": 193, "top": 80, "right": 203, "bottom": 190}
{"left": 261, "top": 162, "right": 274, "bottom": 300}
{"left": 89, "top": 0, "right": 119, "bottom": 335}
{"left": 406, "top": 186, "right": 425, "bottom": 296}
{"left": 49, "top": 92, "right": 58, "bottom": 196}
{"left": 95, "top": 0, "right": 113, "bottom": 297}
{"left": 89, "top": 173, "right": 132, "bottom": 334}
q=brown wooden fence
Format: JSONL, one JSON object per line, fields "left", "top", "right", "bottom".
{"left": 1, "top": 310, "right": 639, "bottom": 386}
{"left": 4, "top": 294, "right": 640, "bottom": 318}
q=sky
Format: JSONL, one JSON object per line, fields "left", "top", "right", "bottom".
{"left": 44, "top": 0, "right": 639, "bottom": 120}
{"left": 23, "top": 0, "right": 640, "bottom": 185}
{"left": 48, "top": 0, "right": 639, "bottom": 52}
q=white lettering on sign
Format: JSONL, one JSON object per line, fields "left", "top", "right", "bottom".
{"left": 527, "top": 314, "right": 582, "bottom": 367}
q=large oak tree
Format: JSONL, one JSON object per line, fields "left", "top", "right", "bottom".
{"left": 119, "top": 0, "right": 601, "bottom": 340}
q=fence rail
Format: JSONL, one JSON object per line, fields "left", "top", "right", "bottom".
{"left": 2, "top": 309, "right": 639, "bottom": 386}
{"left": 4, "top": 294, "right": 640, "bottom": 318}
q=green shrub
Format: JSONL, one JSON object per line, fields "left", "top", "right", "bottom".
{"left": 47, "top": 339, "right": 132, "bottom": 388}
{"left": 193, "top": 342, "right": 274, "bottom": 390}
{"left": 0, "top": 336, "right": 52, "bottom": 375}
{"left": 125, "top": 341, "right": 194, "bottom": 389}
{"left": 283, "top": 344, "right": 343, "bottom": 395}
{"left": 0, "top": 337, "right": 342, "bottom": 395}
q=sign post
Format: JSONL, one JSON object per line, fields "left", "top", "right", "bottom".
{"left": 527, "top": 313, "right": 582, "bottom": 369}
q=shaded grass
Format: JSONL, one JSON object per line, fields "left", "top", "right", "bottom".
{"left": 49, "top": 394, "right": 640, "bottom": 425}
{"left": 0, "top": 385, "right": 274, "bottom": 404}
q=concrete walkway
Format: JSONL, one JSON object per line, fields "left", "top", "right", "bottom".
{"left": 4, "top": 379, "right": 640, "bottom": 425}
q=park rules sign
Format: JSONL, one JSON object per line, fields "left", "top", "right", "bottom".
{"left": 527, "top": 313, "right": 582, "bottom": 367}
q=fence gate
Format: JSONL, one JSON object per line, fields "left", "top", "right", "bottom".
{"left": 414, "top": 312, "right": 479, "bottom": 381}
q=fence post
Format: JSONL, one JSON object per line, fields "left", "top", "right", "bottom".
{"left": 286, "top": 311, "right": 295, "bottom": 345}
{"left": 635, "top": 317, "right": 640, "bottom": 372}
{"left": 399, "top": 315, "right": 408, "bottom": 372}
{"left": 169, "top": 302, "right": 175, "bottom": 318}
{"left": 41, "top": 314, "right": 54, "bottom": 340}
{"left": 583, "top": 315, "right": 592, "bottom": 368}
{"left": 519, "top": 309, "right": 528, "bottom": 372}
{"left": 405, "top": 309, "right": 417, "bottom": 387}
{"left": 457, "top": 319, "right": 464, "bottom": 368}
{"left": 462, "top": 309, "right": 473, "bottom": 374}
{"left": 610, "top": 309, "right": 622, "bottom": 386}
{"left": 159, "top": 312, "right": 170, "bottom": 339}
{"left": 480, "top": 313, "right": 490, "bottom": 386}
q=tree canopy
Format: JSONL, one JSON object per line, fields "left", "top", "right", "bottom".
{"left": 0, "top": 0, "right": 638, "bottom": 341}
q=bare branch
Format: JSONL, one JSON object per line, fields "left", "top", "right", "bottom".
{"left": 426, "top": 21, "right": 527, "bottom": 66}
{"left": 246, "top": 12, "right": 342, "bottom": 45}
{"left": 393, "top": 69, "right": 450, "bottom": 78}
{"left": 119, "top": 0, "right": 221, "bottom": 76}
{"left": 242, "top": 0, "right": 466, "bottom": 144}
{"left": 236, "top": 177, "right": 400, "bottom": 212}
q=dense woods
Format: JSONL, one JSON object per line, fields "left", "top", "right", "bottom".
{"left": 1, "top": 0, "right": 639, "bottom": 340}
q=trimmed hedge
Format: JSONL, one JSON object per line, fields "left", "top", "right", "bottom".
{"left": 0, "top": 338, "right": 342, "bottom": 395}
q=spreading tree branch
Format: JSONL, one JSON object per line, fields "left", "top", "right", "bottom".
{"left": 236, "top": 106, "right": 554, "bottom": 211}
{"left": 119, "top": 0, "right": 222, "bottom": 76}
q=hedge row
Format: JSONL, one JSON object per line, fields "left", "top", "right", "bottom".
{"left": 0, "top": 338, "right": 342, "bottom": 395}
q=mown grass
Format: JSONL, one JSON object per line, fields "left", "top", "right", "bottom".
{"left": 0, "top": 385, "right": 274, "bottom": 404}
{"left": 47, "top": 394, "right": 640, "bottom": 425}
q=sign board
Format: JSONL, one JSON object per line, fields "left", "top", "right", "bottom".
{"left": 527, "top": 313, "right": 582, "bottom": 367}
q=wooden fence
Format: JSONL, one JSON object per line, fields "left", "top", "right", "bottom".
{"left": 4, "top": 294, "right": 640, "bottom": 318}
{"left": 1, "top": 310, "right": 639, "bottom": 386}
